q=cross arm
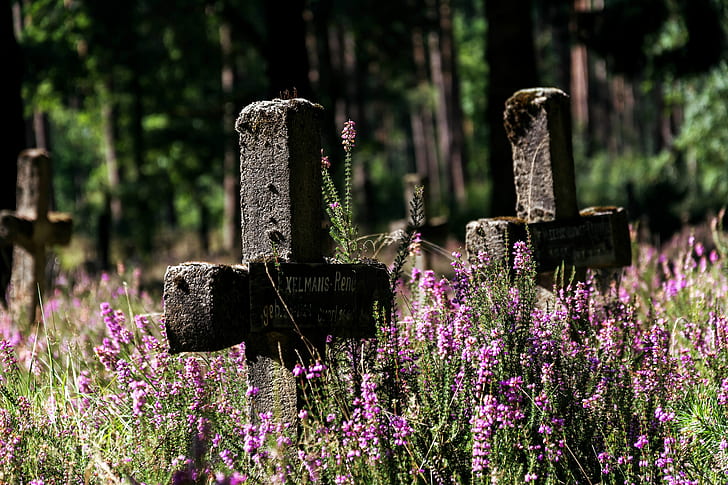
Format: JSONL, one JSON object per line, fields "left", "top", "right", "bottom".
{"left": 466, "top": 206, "right": 631, "bottom": 272}
{"left": 163, "top": 263, "right": 250, "bottom": 353}
{"left": 0, "top": 211, "right": 73, "bottom": 251}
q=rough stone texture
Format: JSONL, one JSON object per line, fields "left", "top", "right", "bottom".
{"left": 504, "top": 88, "right": 578, "bottom": 222}
{"left": 465, "top": 217, "right": 527, "bottom": 265}
{"left": 0, "top": 149, "right": 73, "bottom": 323}
{"left": 466, "top": 88, "right": 631, "bottom": 287}
{"left": 248, "top": 354, "right": 297, "bottom": 426}
{"left": 163, "top": 263, "right": 249, "bottom": 353}
{"left": 466, "top": 208, "right": 631, "bottom": 272}
{"left": 163, "top": 98, "right": 392, "bottom": 433}
{"left": 236, "top": 98, "right": 324, "bottom": 263}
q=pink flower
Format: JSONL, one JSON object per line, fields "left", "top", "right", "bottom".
{"left": 634, "top": 434, "right": 648, "bottom": 449}
{"left": 341, "top": 120, "right": 356, "bottom": 152}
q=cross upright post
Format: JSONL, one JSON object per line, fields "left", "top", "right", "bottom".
{"left": 163, "top": 99, "right": 391, "bottom": 426}
{"left": 0, "top": 149, "right": 73, "bottom": 323}
{"left": 466, "top": 88, "right": 631, "bottom": 291}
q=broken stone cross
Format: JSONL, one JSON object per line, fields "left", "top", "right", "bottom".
{"left": 466, "top": 88, "right": 631, "bottom": 290}
{"left": 0, "top": 149, "right": 73, "bottom": 323}
{"left": 163, "top": 99, "right": 391, "bottom": 425}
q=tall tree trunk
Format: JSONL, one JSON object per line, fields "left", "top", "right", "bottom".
{"left": 428, "top": 29, "right": 451, "bottom": 212}
{"left": 411, "top": 25, "right": 442, "bottom": 211}
{"left": 485, "top": 0, "right": 539, "bottom": 216}
{"left": 306, "top": 0, "right": 336, "bottom": 147}
{"left": 433, "top": 0, "right": 467, "bottom": 208}
{"left": 264, "top": 0, "right": 312, "bottom": 99}
{"left": 570, "top": 0, "right": 590, "bottom": 135}
{"left": 1, "top": 1, "right": 25, "bottom": 306}
{"left": 100, "top": 80, "right": 121, "bottom": 270}
{"left": 129, "top": 45, "right": 151, "bottom": 252}
{"left": 588, "top": 57, "right": 611, "bottom": 154}
{"left": 220, "top": 20, "right": 240, "bottom": 259}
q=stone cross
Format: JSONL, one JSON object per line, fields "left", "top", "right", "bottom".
{"left": 163, "top": 99, "right": 391, "bottom": 425}
{"left": 466, "top": 88, "right": 631, "bottom": 288}
{"left": 0, "top": 149, "right": 73, "bottom": 323}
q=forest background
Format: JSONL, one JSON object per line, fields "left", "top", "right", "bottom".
{"left": 3, "top": 0, "right": 728, "bottom": 284}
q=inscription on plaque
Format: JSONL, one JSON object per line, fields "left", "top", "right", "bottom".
{"left": 529, "top": 208, "right": 631, "bottom": 271}
{"left": 249, "top": 263, "right": 389, "bottom": 336}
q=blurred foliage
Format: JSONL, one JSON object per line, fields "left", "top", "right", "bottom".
{"left": 11, "top": 0, "right": 728, "bottom": 264}
{"left": 671, "top": 61, "right": 728, "bottom": 212}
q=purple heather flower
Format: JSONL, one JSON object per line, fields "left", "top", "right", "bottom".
{"left": 512, "top": 240, "right": 532, "bottom": 274}
{"left": 634, "top": 434, "right": 649, "bottom": 449}
{"left": 307, "top": 362, "right": 326, "bottom": 379}
{"left": 184, "top": 357, "right": 206, "bottom": 411}
{"left": 655, "top": 406, "right": 675, "bottom": 423}
{"left": 718, "top": 378, "right": 728, "bottom": 405}
{"left": 94, "top": 337, "right": 120, "bottom": 372}
{"left": 100, "top": 302, "right": 132, "bottom": 344}
{"left": 0, "top": 340, "right": 18, "bottom": 376}
{"left": 77, "top": 370, "right": 92, "bottom": 394}
{"left": 341, "top": 120, "right": 356, "bottom": 152}
{"left": 215, "top": 472, "right": 248, "bottom": 484}
{"left": 220, "top": 449, "right": 236, "bottom": 469}
{"left": 409, "top": 232, "right": 422, "bottom": 256}
{"left": 390, "top": 414, "right": 413, "bottom": 446}
{"left": 130, "top": 380, "right": 148, "bottom": 418}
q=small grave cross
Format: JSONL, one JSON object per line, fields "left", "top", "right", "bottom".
{"left": 466, "top": 88, "right": 631, "bottom": 289}
{"left": 163, "top": 99, "right": 391, "bottom": 425}
{"left": 0, "top": 149, "right": 73, "bottom": 323}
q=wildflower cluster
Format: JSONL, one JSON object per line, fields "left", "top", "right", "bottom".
{"left": 0, "top": 202, "right": 727, "bottom": 483}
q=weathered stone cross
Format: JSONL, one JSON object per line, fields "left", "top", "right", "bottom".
{"left": 0, "top": 149, "right": 73, "bottom": 323}
{"left": 466, "top": 88, "right": 631, "bottom": 288}
{"left": 163, "top": 99, "right": 391, "bottom": 425}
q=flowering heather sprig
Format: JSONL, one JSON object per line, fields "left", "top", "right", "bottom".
{"left": 130, "top": 380, "right": 148, "bottom": 418}
{"left": 293, "top": 361, "right": 327, "bottom": 380}
{"left": 100, "top": 302, "right": 133, "bottom": 344}
{"left": 321, "top": 120, "right": 360, "bottom": 262}
{"left": 184, "top": 357, "right": 206, "bottom": 411}
{"left": 512, "top": 240, "right": 532, "bottom": 275}
{"left": 321, "top": 150, "right": 330, "bottom": 169}
{"left": 0, "top": 340, "right": 18, "bottom": 383}
{"left": 341, "top": 120, "right": 356, "bottom": 152}
{"left": 409, "top": 232, "right": 422, "bottom": 256}
{"left": 340, "top": 373, "right": 385, "bottom": 461}
{"left": 718, "top": 378, "right": 728, "bottom": 405}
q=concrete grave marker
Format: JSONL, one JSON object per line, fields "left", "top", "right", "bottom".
{"left": 0, "top": 149, "right": 73, "bottom": 323}
{"left": 163, "top": 99, "right": 391, "bottom": 425}
{"left": 466, "top": 88, "right": 631, "bottom": 288}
